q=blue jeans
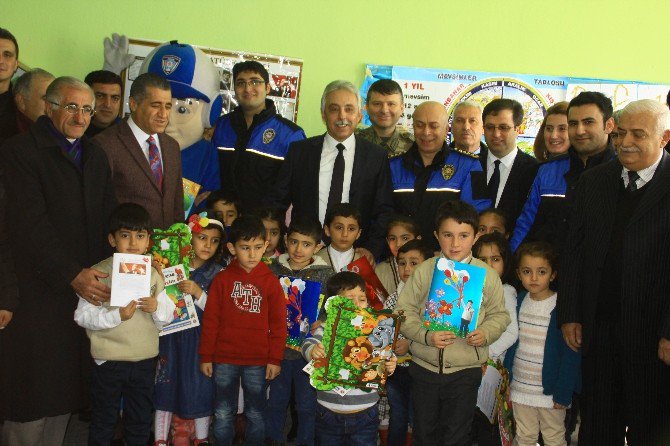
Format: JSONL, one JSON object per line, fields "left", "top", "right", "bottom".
{"left": 316, "top": 403, "right": 379, "bottom": 446}
{"left": 386, "top": 365, "right": 413, "bottom": 446}
{"left": 213, "top": 364, "right": 266, "bottom": 446}
{"left": 265, "top": 357, "right": 316, "bottom": 445}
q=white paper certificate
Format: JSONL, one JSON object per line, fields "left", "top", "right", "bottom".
{"left": 110, "top": 253, "right": 152, "bottom": 307}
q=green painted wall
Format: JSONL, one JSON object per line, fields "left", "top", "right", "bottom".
{"left": 5, "top": 0, "right": 669, "bottom": 135}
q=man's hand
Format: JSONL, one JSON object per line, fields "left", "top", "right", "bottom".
{"left": 355, "top": 247, "right": 375, "bottom": 266}
{"left": 658, "top": 338, "right": 670, "bottom": 365}
{"left": 137, "top": 296, "right": 157, "bottom": 313}
{"left": 466, "top": 329, "right": 487, "bottom": 347}
{"left": 266, "top": 364, "right": 281, "bottom": 380}
{"left": 71, "top": 268, "right": 111, "bottom": 306}
{"left": 428, "top": 330, "right": 456, "bottom": 348}
{"left": 0, "top": 310, "right": 13, "bottom": 329}
{"left": 553, "top": 402, "right": 567, "bottom": 410}
{"left": 119, "top": 300, "right": 137, "bottom": 321}
{"left": 561, "top": 323, "right": 582, "bottom": 352}
{"left": 394, "top": 338, "right": 410, "bottom": 356}
{"left": 200, "top": 362, "right": 213, "bottom": 377}
{"left": 178, "top": 280, "right": 203, "bottom": 299}
{"left": 310, "top": 343, "right": 326, "bottom": 360}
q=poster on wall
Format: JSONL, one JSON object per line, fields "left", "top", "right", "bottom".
{"left": 121, "top": 38, "right": 303, "bottom": 122}
{"left": 361, "top": 65, "right": 670, "bottom": 154}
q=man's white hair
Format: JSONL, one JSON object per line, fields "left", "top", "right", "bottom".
{"left": 621, "top": 99, "right": 670, "bottom": 136}
{"left": 452, "top": 100, "right": 483, "bottom": 117}
{"left": 320, "top": 80, "right": 361, "bottom": 113}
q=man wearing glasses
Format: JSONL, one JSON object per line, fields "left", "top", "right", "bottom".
{"left": 479, "top": 98, "right": 538, "bottom": 232}
{"left": 93, "top": 72, "right": 183, "bottom": 230}
{"left": 0, "top": 76, "right": 116, "bottom": 444}
{"left": 213, "top": 60, "right": 305, "bottom": 212}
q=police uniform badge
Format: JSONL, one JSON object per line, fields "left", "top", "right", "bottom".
{"left": 161, "top": 55, "right": 181, "bottom": 75}
{"left": 442, "top": 164, "right": 455, "bottom": 180}
{"left": 263, "top": 129, "right": 276, "bottom": 144}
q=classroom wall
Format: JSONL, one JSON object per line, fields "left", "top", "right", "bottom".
{"left": 5, "top": 0, "right": 669, "bottom": 135}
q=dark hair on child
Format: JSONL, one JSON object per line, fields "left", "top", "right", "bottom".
{"left": 109, "top": 203, "right": 152, "bottom": 234}
{"left": 397, "top": 239, "right": 434, "bottom": 261}
{"left": 206, "top": 190, "right": 242, "bottom": 216}
{"left": 478, "top": 208, "right": 510, "bottom": 234}
{"left": 326, "top": 271, "right": 367, "bottom": 298}
{"left": 227, "top": 215, "right": 266, "bottom": 244}
{"left": 515, "top": 240, "right": 558, "bottom": 272}
{"left": 250, "top": 206, "right": 286, "bottom": 252}
{"left": 324, "top": 203, "right": 362, "bottom": 227}
{"left": 386, "top": 214, "right": 420, "bottom": 237}
{"left": 474, "top": 232, "right": 514, "bottom": 284}
{"left": 434, "top": 200, "right": 478, "bottom": 233}
{"left": 287, "top": 215, "right": 323, "bottom": 242}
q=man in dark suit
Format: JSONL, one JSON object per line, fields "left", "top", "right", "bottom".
{"left": 479, "top": 99, "right": 538, "bottom": 230}
{"left": 1, "top": 77, "right": 116, "bottom": 444}
{"left": 268, "top": 80, "right": 394, "bottom": 260}
{"left": 558, "top": 99, "right": 670, "bottom": 445}
{"left": 94, "top": 73, "right": 183, "bottom": 229}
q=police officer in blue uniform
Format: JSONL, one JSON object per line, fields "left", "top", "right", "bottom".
{"left": 213, "top": 61, "right": 305, "bottom": 212}
{"left": 390, "top": 101, "right": 490, "bottom": 248}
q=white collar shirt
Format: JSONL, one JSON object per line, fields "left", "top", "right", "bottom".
{"left": 621, "top": 151, "right": 662, "bottom": 189}
{"left": 127, "top": 116, "right": 162, "bottom": 164}
{"left": 318, "top": 132, "right": 356, "bottom": 224}
{"left": 487, "top": 148, "right": 518, "bottom": 207}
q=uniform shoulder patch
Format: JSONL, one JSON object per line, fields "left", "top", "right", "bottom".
{"left": 442, "top": 164, "right": 456, "bottom": 180}
{"left": 262, "top": 129, "right": 276, "bottom": 144}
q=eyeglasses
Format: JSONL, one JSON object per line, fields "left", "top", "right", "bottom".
{"left": 234, "top": 79, "right": 265, "bottom": 88}
{"left": 48, "top": 101, "right": 95, "bottom": 117}
{"left": 484, "top": 124, "right": 515, "bottom": 133}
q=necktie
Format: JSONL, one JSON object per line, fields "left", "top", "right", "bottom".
{"left": 326, "top": 143, "right": 346, "bottom": 216}
{"left": 147, "top": 136, "right": 163, "bottom": 192}
{"left": 626, "top": 170, "right": 640, "bottom": 192}
{"left": 488, "top": 159, "right": 501, "bottom": 202}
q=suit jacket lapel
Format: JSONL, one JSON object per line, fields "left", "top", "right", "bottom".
{"left": 309, "top": 135, "right": 326, "bottom": 214}
{"left": 478, "top": 146, "right": 488, "bottom": 171}
{"left": 349, "top": 135, "right": 367, "bottom": 203}
{"left": 497, "top": 149, "right": 524, "bottom": 208}
{"left": 118, "top": 122, "right": 161, "bottom": 193}
{"left": 158, "top": 133, "right": 177, "bottom": 194}
{"left": 629, "top": 152, "right": 670, "bottom": 225}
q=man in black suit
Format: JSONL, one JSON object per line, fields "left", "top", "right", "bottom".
{"left": 268, "top": 80, "right": 394, "bottom": 260}
{"left": 479, "top": 99, "right": 538, "bottom": 230}
{"left": 558, "top": 99, "right": 670, "bottom": 445}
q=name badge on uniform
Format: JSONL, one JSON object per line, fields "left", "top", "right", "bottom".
{"left": 263, "top": 129, "right": 276, "bottom": 144}
{"left": 442, "top": 164, "right": 455, "bottom": 180}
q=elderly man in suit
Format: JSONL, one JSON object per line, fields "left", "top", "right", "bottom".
{"left": 268, "top": 80, "right": 394, "bottom": 260}
{"left": 94, "top": 73, "right": 182, "bottom": 229}
{"left": 558, "top": 99, "right": 670, "bottom": 445}
{"left": 479, "top": 98, "right": 538, "bottom": 231}
{"left": 1, "top": 76, "right": 116, "bottom": 445}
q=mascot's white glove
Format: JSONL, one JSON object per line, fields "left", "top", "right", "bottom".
{"left": 103, "top": 33, "right": 136, "bottom": 74}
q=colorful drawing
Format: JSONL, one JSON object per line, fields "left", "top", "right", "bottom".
{"left": 278, "top": 276, "right": 322, "bottom": 351}
{"left": 150, "top": 223, "right": 199, "bottom": 336}
{"left": 345, "top": 257, "right": 388, "bottom": 310}
{"left": 423, "top": 258, "right": 486, "bottom": 338}
{"left": 182, "top": 178, "right": 201, "bottom": 219}
{"left": 307, "top": 296, "right": 403, "bottom": 392}
{"left": 497, "top": 365, "right": 515, "bottom": 445}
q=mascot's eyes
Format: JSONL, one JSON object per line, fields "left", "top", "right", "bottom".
{"left": 177, "top": 106, "right": 191, "bottom": 115}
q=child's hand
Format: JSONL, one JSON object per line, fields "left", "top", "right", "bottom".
{"left": 137, "top": 296, "right": 157, "bottom": 313}
{"left": 119, "top": 300, "right": 137, "bottom": 321}
{"left": 385, "top": 355, "right": 398, "bottom": 376}
{"left": 0, "top": 310, "right": 13, "bottom": 329}
{"left": 311, "top": 342, "right": 326, "bottom": 360}
{"left": 178, "top": 280, "right": 203, "bottom": 299}
{"left": 200, "top": 362, "right": 213, "bottom": 377}
{"left": 428, "top": 331, "right": 456, "bottom": 348}
{"left": 466, "top": 329, "right": 487, "bottom": 347}
{"left": 266, "top": 364, "right": 281, "bottom": 380}
{"left": 394, "top": 338, "right": 410, "bottom": 356}
{"left": 553, "top": 402, "right": 567, "bottom": 410}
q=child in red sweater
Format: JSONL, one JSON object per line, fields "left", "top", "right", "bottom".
{"left": 199, "top": 215, "right": 287, "bottom": 445}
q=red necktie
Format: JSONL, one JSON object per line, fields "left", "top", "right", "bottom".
{"left": 147, "top": 136, "right": 163, "bottom": 192}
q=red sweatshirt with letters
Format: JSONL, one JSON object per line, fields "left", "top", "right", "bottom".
{"left": 199, "top": 259, "right": 287, "bottom": 366}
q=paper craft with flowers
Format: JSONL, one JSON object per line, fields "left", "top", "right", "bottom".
{"left": 306, "top": 295, "right": 403, "bottom": 392}
{"left": 423, "top": 258, "right": 486, "bottom": 338}
{"left": 278, "top": 276, "right": 323, "bottom": 350}
{"left": 150, "top": 222, "right": 199, "bottom": 335}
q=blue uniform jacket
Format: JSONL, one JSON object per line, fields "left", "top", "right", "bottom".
{"left": 390, "top": 143, "right": 490, "bottom": 245}
{"left": 503, "top": 291, "right": 581, "bottom": 407}
{"left": 510, "top": 147, "right": 616, "bottom": 252}
{"left": 181, "top": 138, "right": 220, "bottom": 197}
{"left": 213, "top": 99, "right": 305, "bottom": 210}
